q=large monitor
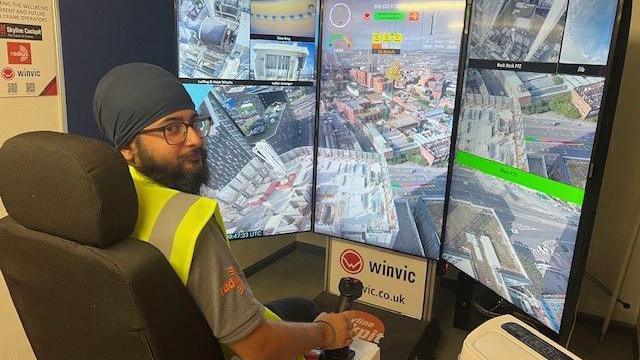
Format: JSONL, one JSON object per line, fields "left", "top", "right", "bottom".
{"left": 442, "top": 0, "right": 630, "bottom": 341}
{"left": 314, "top": 0, "right": 466, "bottom": 259}
{"left": 176, "top": 0, "right": 319, "bottom": 239}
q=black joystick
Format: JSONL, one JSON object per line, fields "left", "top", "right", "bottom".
{"left": 321, "top": 277, "right": 364, "bottom": 360}
{"left": 336, "top": 277, "right": 364, "bottom": 313}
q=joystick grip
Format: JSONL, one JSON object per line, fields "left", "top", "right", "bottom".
{"left": 320, "top": 277, "right": 364, "bottom": 360}
{"left": 336, "top": 277, "right": 363, "bottom": 313}
{"left": 336, "top": 296, "right": 351, "bottom": 313}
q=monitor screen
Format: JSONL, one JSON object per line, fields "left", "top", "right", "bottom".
{"left": 314, "top": 0, "right": 466, "bottom": 259}
{"left": 177, "top": 0, "right": 319, "bottom": 239}
{"left": 177, "top": 0, "right": 317, "bottom": 81}
{"left": 443, "top": 0, "right": 621, "bottom": 333}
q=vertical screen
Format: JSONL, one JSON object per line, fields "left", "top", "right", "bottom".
{"left": 443, "top": 0, "right": 620, "bottom": 333}
{"left": 177, "top": 0, "right": 319, "bottom": 239}
{"left": 315, "top": 0, "right": 466, "bottom": 258}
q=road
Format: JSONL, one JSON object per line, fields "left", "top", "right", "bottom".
{"left": 449, "top": 167, "right": 580, "bottom": 250}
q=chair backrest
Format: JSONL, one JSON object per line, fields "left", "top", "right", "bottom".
{"left": 0, "top": 131, "right": 224, "bottom": 360}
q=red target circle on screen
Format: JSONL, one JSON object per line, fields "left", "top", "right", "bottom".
{"left": 2, "top": 67, "right": 14, "bottom": 80}
{"left": 340, "top": 249, "right": 364, "bottom": 274}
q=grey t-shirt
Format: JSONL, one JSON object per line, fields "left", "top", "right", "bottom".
{"left": 185, "top": 219, "right": 265, "bottom": 344}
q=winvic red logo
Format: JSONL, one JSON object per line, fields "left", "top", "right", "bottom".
{"left": 7, "top": 42, "right": 31, "bottom": 64}
{"left": 2, "top": 67, "right": 14, "bottom": 80}
{"left": 340, "top": 249, "right": 364, "bottom": 274}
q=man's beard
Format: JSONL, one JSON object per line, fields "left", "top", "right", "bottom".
{"left": 134, "top": 142, "right": 209, "bottom": 194}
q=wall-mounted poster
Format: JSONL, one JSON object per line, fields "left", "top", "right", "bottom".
{"left": 0, "top": 0, "right": 58, "bottom": 97}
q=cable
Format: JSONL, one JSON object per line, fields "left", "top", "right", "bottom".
{"left": 584, "top": 270, "right": 631, "bottom": 309}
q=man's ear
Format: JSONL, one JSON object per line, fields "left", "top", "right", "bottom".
{"left": 120, "top": 141, "right": 136, "bottom": 164}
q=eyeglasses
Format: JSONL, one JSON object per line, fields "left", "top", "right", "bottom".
{"left": 138, "top": 115, "right": 213, "bottom": 145}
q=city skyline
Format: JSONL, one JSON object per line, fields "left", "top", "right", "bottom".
{"left": 315, "top": 0, "right": 465, "bottom": 259}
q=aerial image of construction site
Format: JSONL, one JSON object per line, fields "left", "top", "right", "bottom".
{"left": 441, "top": 63, "right": 604, "bottom": 333}
{"left": 189, "top": 84, "right": 317, "bottom": 238}
{"left": 177, "top": 0, "right": 251, "bottom": 80}
{"left": 469, "top": 0, "right": 567, "bottom": 63}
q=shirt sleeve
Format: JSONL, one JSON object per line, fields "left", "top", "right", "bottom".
{"left": 186, "top": 219, "right": 265, "bottom": 344}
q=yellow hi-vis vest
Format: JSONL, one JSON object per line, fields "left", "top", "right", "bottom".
{"left": 127, "top": 166, "right": 282, "bottom": 320}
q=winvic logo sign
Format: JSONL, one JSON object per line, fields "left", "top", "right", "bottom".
{"left": 2, "top": 67, "right": 14, "bottom": 80}
{"left": 341, "top": 248, "right": 417, "bottom": 283}
{"left": 329, "top": 240, "right": 428, "bottom": 319}
{"left": 340, "top": 249, "right": 364, "bottom": 274}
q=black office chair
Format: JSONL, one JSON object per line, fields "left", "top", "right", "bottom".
{"left": 0, "top": 131, "right": 224, "bottom": 360}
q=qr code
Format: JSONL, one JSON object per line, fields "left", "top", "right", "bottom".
{"left": 7, "top": 83, "right": 17, "bottom": 94}
{"left": 26, "top": 82, "right": 36, "bottom": 93}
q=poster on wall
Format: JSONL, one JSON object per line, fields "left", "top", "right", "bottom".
{"left": 176, "top": 0, "right": 319, "bottom": 239}
{"left": 0, "top": 0, "right": 58, "bottom": 97}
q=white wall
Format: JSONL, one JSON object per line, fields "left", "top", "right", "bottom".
{"left": 231, "top": 234, "right": 297, "bottom": 270}
{"left": 297, "top": 231, "right": 328, "bottom": 247}
{"left": 578, "top": 2, "right": 640, "bottom": 325}
{"left": 0, "top": 96, "right": 66, "bottom": 218}
{"left": 232, "top": 232, "right": 328, "bottom": 273}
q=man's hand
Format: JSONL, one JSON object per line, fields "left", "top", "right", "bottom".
{"left": 229, "top": 310, "right": 358, "bottom": 360}
{"left": 313, "top": 311, "right": 357, "bottom": 350}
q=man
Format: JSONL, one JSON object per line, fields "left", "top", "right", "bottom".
{"left": 93, "top": 63, "right": 354, "bottom": 360}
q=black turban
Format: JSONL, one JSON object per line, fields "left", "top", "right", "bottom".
{"left": 93, "top": 63, "right": 194, "bottom": 149}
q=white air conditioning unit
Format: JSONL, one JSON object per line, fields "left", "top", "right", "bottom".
{"left": 459, "top": 315, "right": 581, "bottom": 360}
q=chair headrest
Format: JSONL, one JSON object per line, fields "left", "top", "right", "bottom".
{"left": 0, "top": 131, "right": 138, "bottom": 248}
